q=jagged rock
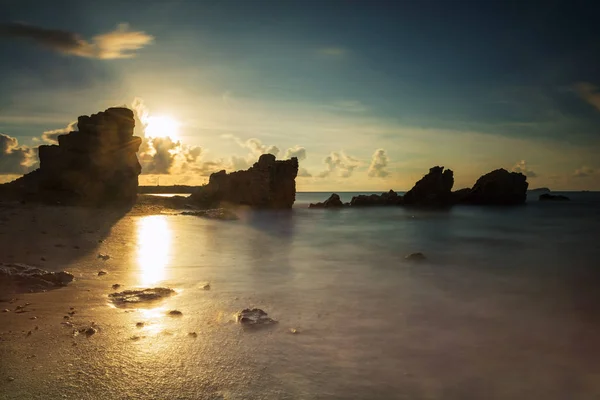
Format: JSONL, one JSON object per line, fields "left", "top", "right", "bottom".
{"left": 0, "top": 107, "right": 142, "bottom": 205}
{"left": 108, "top": 287, "right": 175, "bottom": 306}
{"left": 236, "top": 308, "right": 278, "bottom": 326}
{"left": 539, "top": 193, "right": 570, "bottom": 201}
{"left": 457, "top": 169, "right": 528, "bottom": 205}
{"left": 309, "top": 193, "right": 344, "bottom": 208}
{"left": 403, "top": 166, "right": 454, "bottom": 206}
{"left": 190, "top": 154, "right": 298, "bottom": 209}
{"left": 350, "top": 190, "right": 403, "bottom": 207}
{"left": 0, "top": 263, "right": 74, "bottom": 293}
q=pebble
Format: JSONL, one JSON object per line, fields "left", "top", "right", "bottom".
{"left": 289, "top": 328, "right": 299, "bottom": 334}
{"left": 188, "top": 332, "right": 198, "bottom": 338}
{"left": 40, "top": 257, "right": 46, "bottom": 261}
{"left": 7, "top": 377, "right": 14, "bottom": 382}
{"left": 97, "top": 254, "right": 110, "bottom": 260}
{"left": 97, "top": 271, "right": 107, "bottom": 276}
{"left": 168, "top": 310, "right": 183, "bottom": 316}
{"left": 29, "top": 316, "right": 37, "bottom": 320}
{"left": 202, "top": 283, "right": 211, "bottom": 290}
{"left": 26, "top": 331, "right": 32, "bottom": 336}
{"left": 112, "top": 284, "right": 121, "bottom": 290}
{"left": 63, "top": 315, "right": 70, "bottom": 320}
{"left": 135, "top": 322, "right": 145, "bottom": 328}
{"left": 2, "top": 309, "right": 9, "bottom": 313}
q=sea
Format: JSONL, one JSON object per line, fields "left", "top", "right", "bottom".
{"left": 102, "top": 190, "right": 600, "bottom": 399}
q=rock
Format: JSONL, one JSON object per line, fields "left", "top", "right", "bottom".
{"left": 2, "top": 309, "right": 9, "bottom": 312}
{"left": 0, "top": 263, "right": 74, "bottom": 293}
{"left": 0, "top": 107, "right": 142, "bottom": 205}
{"left": 97, "top": 271, "right": 107, "bottom": 276}
{"left": 457, "top": 169, "right": 528, "bottom": 205}
{"left": 188, "top": 332, "right": 198, "bottom": 338}
{"left": 180, "top": 209, "right": 239, "bottom": 220}
{"left": 202, "top": 283, "right": 211, "bottom": 290}
{"left": 79, "top": 327, "right": 96, "bottom": 336}
{"left": 97, "top": 254, "right": 110, "bottom": 261}
{"left": 108, "top": 288, "right": 176, "bottom": 306}
{"left": 309, "top": 193, "right": 344, "bottom": 208}
{"left": 236, "top": 308, "right": 278, "bottom": 326}
{"left": 405, "top": 252, "right": 427, "bottom": 261}
{"left": 289, "top": 328, "right": 299, "bottom": 334}
{"left": 539, "top": 193, "right": 570, "bottom": 201}
{"left": 350, "top": 190, "right": 403, "bottom": 207}
{"left": 111, "top": 284, "right": 121, "bottom": 290}
{"left": 135, "top": 322, "right": 145, "bottom": 328}
{"left": 168, "top": 310, "right": 183, "bottom": 316}
{"left": 403, "top": 166, "right": 454, "bottom": 206}
{"left": 7, "top": 377, "right": 14, "bottom": 382}
{"left": 190, "top": 154, "right": 299, "bottom": 209}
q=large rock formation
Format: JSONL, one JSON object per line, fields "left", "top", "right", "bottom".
{"left": 350, "top": 190, "right": 403, "bottom": 206}
{"left": 403, "top": 166, "right": 454, "bottom": 206}
{"left": 190, "top": 154, "right": 299, "bottom": 209}
{"left": 1, "top": 108, "right": 142, "bottom": 205}
{"left": 456, "top": 169, "right": 528, "bottom": 205}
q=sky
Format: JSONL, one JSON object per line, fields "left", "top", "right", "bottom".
{"left": 1, "top": 0, "right": 600, "bottom": 190}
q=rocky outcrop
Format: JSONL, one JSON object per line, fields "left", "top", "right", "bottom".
{"left": 403, "top": 166, "right": 454, "bottom": 206}
{"left": 539, "top": 193, "right": 570, "bottom": 201}
{"left": 350, "top": 190, "right": 403, "bottom": 206}
{"left": 190, "top": 154, "right": 298, "bottom": 209}
{"left": 457, "top": 169, "right": 528, "bottom": 205}
{"left": 0, "top": 108, "right": 142, "bottom": 205}
{"left": 0, "top": 263, "right": 74, "bottom": 293}
{"left": 309, "top": 193, "right": 344, "bottom": 208}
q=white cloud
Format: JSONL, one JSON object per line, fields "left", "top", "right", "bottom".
{"left": 0, "top": 133, "right": 37, "bottom": 174}
{"left": 41, "top": 121, "right": 77, "bottom": 144}
{"left": 318, "top": 151, "right": 360, "bottom": 178}
{"left": 284, "top": 145, "right": 307, "bottom": 160}
{"left": 511, "top": 160, "right": 537, "bottom": 178}
{"left": 367, "top": 148, "right": 389, "bottom": 178}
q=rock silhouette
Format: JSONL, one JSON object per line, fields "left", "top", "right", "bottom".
{"left": 456, "top": 169, "right": 528, "bottom": 205}
{"left": 403, "top": 166, "right": 454, "bottom": 206}
{"left": 539, "top": 193, "right": 570, "bottom": 201}
{"left": 351, "top": 190, "right": 403, "bottom": 206}
{"left": 0, "top": 107, "right": 141, "bottom": 205}
{"left": 190, "top": 154, "right": 299, "bottom": 208}
{"left": 309, "top": 193, "right": 344, "bottom": 208}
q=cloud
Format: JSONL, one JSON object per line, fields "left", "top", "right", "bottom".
{"left": 573, "top": 166, "right": 598, "bottom": 178}
{"left": 318, "top": 151, "right": 360, "bottom": 178}
{"left": 319, "top": 47, "right": 346, "bottom": 56}
{"left": 367, "top": 149, "right": 390, "bottom": 178}
{"left": 298, "top": 167, "right": 312, "bottom": 178}
{"left": 511, "top": 160, "right": 537, "bottom": 178}
{"left": 574, "top": 82, "right": 600, "bottom": 112}
{"left": 0, "top": 22, "right": 153, "bottom": 59}
{"left": 284, "top": 145, "right": 307, "bottom": 160}
{"left": 41, "top": 121, "right": 77, "bottom": 144}
{"left": 0, "top": 133, "right": 37, "bottom": 174}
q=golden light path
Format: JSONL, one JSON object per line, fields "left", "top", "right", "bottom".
{"left": 144, "top": 115, "right": 180, "bottom": 140}
{"left": 136, "top": 215, "right": 172, "bottom": 286}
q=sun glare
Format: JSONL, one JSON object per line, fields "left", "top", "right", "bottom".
{"left": 136, "top": 215, "right": 172, "bottom": 286}
{"left": 145, "top": 115, "right": 180, "bottom": 140}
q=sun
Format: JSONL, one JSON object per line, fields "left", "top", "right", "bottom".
{"left": 144, "top": 115, "right": 180, "bottom": 140}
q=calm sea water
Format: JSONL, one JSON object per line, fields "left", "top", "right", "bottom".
{"left": 23, "top": 191, "right": 598, "bottom": 399}
{"left": 95, "top": 191, "right": 599, "bottom": 399}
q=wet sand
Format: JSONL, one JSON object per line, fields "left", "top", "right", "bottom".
{"left": 1, "top": 201, "right": 600, "bottom": 399}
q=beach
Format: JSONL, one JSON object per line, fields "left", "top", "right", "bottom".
{"left": 1, "top": 194, "right": 600, "bottom": 399}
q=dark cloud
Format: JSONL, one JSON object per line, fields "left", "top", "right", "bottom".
{"left": 511, "top": 160, "right": 537, "bottom": 178}
{"left": 0, "top": 133, "right": 37, "bottom": 174}
{"left": 0, "top": 23, "right": 153, "bottom": 59}
{"left": 367, "top": 148, "right": 389, "bottom": 178}
{"left": 573, "top": 166, "right": 597, "bottom": 178}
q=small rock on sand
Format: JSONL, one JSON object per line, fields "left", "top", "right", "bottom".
{"left": 112, "top": 284, "right": 121, "bottom": 290}
{"left": 168, "top": 310, "right": 183, "bottom": 316}
{"left": 188, "top": 332, "right": 198, "bottom": 338}
{"left": 78, "top": 327, "right": 96, "bottom": 336}
{"left": 109, "top": 288, "right": 176, "bottom": 306}
{"left": 7, "top": 377, "right": 14, "bottom": 382}
{"left": 202, "top": 283, "right": 211, "bottom": 290}
{"left": 97, "top": 271, "right": 107, "bottom": 276}
{"left": 236, "top": 308, "right": 278, "bottom": 326}
{"left": 97, "top": 254, "right": 110, "bottom": 261}
{"left": 135, "top": 322, "right": 144, "bottom": 328}
{"left": 289, "top": 328, "right": 299, "bottom": 334}
{"left": 2, "top": 309, "right": 9, "bottom": 313}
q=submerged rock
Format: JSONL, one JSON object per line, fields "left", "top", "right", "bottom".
{"left": 539, "top": 193, "right": 570, "bottom": 201}
{"left": 405, "top": 252, "right": 427, "bottom": 261}
{"left": 236, "top": 308, "right": 278, "bottom": 326}
{"left": 190, "top": 154, "right": 299, "bottom": 209}
{"left": 0, "top": 263, "right": 74, "bottom": 293}
{"left": 180, "top": 209, "right": 239, "bottom": 220}
{"left": 108, "top": 288, "right": 176, "bottom": 306}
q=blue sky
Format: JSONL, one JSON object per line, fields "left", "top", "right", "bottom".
{"left": 1, "top": 0, "right": 600, "bottom": 189}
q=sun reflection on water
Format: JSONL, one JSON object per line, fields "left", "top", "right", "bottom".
{"left": 136, "top": 215, "right": 172, "bottom": 286}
